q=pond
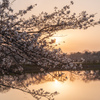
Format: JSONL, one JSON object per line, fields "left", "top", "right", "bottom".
{"left": 0, "top": 70, "right": 100, "bottom": 100}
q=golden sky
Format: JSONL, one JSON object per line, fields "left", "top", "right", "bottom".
{"left": 11, "top": 0, "right": 100, "bottom": 54}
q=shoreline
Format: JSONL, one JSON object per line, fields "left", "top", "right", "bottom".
{"left": 23, "top": 63, "right": 100, "bottom": 73}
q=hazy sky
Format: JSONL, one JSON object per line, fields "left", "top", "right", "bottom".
{"left": 6, "top": 0, "right": 100, "bottom": 53}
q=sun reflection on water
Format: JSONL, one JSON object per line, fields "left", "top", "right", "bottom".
{"left": 52, "top": 79, "right": 64, "bottom": 89}
{"left": 54, "top": 79, "right": 61, "bottom": 86}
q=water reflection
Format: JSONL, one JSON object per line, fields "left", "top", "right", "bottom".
{"left": 0, "top": 70, "right": 100, "bottom": 100}
{"left": 68, "top": 70, "right": 100, "bottom": 82}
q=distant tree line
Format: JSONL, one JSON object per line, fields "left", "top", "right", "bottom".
{"left": 68, "top": 50, "right": 100, "bottom": 63}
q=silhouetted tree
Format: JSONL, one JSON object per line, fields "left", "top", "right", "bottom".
{"left": 68, "top": 50, "right": 100, "bottom": 63}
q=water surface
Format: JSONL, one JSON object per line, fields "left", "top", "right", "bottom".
{"left": 0, "top": 70, "right": 100, "bottom": 100}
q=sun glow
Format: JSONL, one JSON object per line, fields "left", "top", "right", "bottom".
{"left": 54, "top": 37, "right": 60, "bottom": 43}
{"left": 53, "top": 79, "right": 62, "bottom": 88}
{"left": 55, "top": 79, "right": 59, "bottom": 84}
{"left": 51, "top": 37, "right": 62, "bottom": 44}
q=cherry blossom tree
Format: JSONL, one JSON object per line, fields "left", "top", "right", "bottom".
{"left": 0, "top": 0, "right": 100, "bottom": 74}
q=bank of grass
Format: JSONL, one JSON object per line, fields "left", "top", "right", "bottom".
{"left": 23, "top": 63, "right": 100, "bottom": 73}
{"left": 0, "top": 63, "right": 100, "bottom": 75}
{"left": 82, "top": 63, "right": 100, "bottom": 70}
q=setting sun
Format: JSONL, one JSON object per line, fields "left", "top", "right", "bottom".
{"left": 50, "top": 37, "right": 64, "bottom": 44}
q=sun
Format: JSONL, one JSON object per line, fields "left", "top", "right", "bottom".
{"left": 51, "top": 37, "right": 61, "bottom": 44}
{"left": 55, "top": 37, "right": 60, "bottom": 43}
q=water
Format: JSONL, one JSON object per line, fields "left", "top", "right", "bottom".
{"left": 0, "top": 70, "right": 100, "bottom": 100}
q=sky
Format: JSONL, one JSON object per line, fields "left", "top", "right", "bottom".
{"left": 3, "top": 0, "right": 100, "bottom": 54}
